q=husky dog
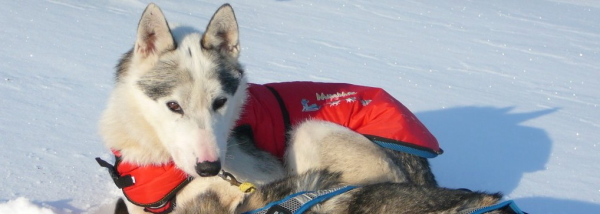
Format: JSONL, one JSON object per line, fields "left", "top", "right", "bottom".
{"left": 99, "top": 3, "right": 284, "bottom": 213}
{"left": 100, "top": 3, "right": 439, "bottom": 214}
{"left": 100, "top": 3, "right": 279, "bottom": 180}
{"left": 173, "top": 121, "right": 519, "bottom": 214}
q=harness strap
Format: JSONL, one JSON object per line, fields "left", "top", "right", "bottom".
{"left": 95, "top": 157, "right": 135, "bottom": 188}
{"left": 367, "top": 137, "right": 443, "bottom": 158}
{"left": 264, "top": 85, "right": 291, "bottom": 144}
{"left": 457, "top": 200, "right": 526, "bottom": 214}
{"left": 245, "top": 186, "right": 357, "bottom": 214}
{"left": 144, "top": 197, "right": 177, "bottom": 214}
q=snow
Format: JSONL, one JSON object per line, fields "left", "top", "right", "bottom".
{"left": 1, "top": 0, "right": 598, "bottom": 213}
{"left": 0, "top": 198, "right": 55, "bottom": 214}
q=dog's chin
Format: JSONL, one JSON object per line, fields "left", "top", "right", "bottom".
{"left": 169, "top": 145, "right": 222, "bottom": 177}
{"left": 180, "top": 166, "right": 200, "bottom": 178}
{"left": 174, "top": 168, "right": 203, "bottom": 178}
{"left": 171, "top": 157, "right": 200, "bottom": 178}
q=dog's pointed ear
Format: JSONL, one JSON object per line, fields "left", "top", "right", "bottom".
{"left": 201, "top": 4, "right": 240, "bottom": 58}
{"left": 134, "top": 3, "right": 175, "bottom": 59}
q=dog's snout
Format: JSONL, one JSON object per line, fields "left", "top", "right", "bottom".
{"left": 195, "top": 160, "right": 221, "bottom": 177}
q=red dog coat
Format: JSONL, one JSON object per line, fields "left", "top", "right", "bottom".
{"left": 237, "top": 81, "right": 442, "bottom": 158}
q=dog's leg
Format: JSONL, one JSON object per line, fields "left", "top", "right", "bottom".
{"left": 238, "top": 169, "right": 345, "bottom": 213}
{"left": 286, "top": 120, "right": 408, "bottom": 185}
{"left": 174, "top": 177, "right": 245, "bottom": 214}
{"left": 173, "top": 191, "right": 233, "bottom": 214}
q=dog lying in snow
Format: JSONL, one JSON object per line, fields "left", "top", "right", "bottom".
{"left": 100, "top": 3, "right": 526, "bottom": 213}
{"left": 100, "top": 3, "right": 444, "bottom": 213}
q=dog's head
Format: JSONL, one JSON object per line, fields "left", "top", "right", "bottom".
{"left": 101, "top": 3, "right": 247, "bottom": 177}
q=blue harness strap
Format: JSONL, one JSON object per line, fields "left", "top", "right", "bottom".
{"left": 245, "top": 186, "right": 526, "bottom": 214}
{"left": 458, "top": 200, "right": 526, "bottom": 214}
{"left": 244, "top": 186, "right": 357, "bottom": 214}
{"left": 372, "top": 140, "right": 441, "bottom": 158}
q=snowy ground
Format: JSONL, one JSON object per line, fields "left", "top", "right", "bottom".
{"left": 1, "top": 0, "right": 599, "bottom": 213}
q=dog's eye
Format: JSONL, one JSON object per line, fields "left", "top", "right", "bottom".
{"left": 212, "top": 97, "right": 227, "bottom": 111}
{"left": 167, "top": 101, "right": 184, "bottom": 114}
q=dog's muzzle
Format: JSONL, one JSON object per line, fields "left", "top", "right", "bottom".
{"left": 195, "top": 160, "right": 221, "bottom": 177}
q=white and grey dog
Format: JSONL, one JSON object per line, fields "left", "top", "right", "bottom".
{"left": 99, "top": 3, "right": 439, "bottom": 214}
{"left": 100, "top": 4, "right": 282, "bottom": 213}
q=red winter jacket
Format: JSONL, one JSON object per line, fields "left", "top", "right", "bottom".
{"left": 237, "top": 82, "right": 442, "bottom": 159}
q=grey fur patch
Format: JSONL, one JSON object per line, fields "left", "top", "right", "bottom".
{"left": 343, "top": 183, "right": 502, "bottom": 213}
{"left": 230, "top": 125, "right": 279, "bottom": 174}
{"left": 115, "top": 46, "right": 176, "bottom": 83}
{"left": 137, "top": 59, "right": 192, "bottom": 100}
{"left": 115, "top": 49, "right": 133, "bottom": 82}
{"left": 216, "top": 57, "right": 244, "bottom": 95}
{"left": 384, "top": 149, "right": 438, "bottom": 186}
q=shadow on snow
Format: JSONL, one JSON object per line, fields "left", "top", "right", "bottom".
{"left": 418, "top": 106, "right": 599, "bottom": 213}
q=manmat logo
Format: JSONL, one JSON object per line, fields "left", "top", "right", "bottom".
{"left": 315, "top": 91, "right": 357, "bottom": 101}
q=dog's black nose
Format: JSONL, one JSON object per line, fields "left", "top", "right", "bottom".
{"left": 195, "top": 160, "right": 221, "bottom": 177}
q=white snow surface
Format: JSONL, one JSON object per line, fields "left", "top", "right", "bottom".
{"left": 1, "top": 0, "right": 599, "bottom": 213}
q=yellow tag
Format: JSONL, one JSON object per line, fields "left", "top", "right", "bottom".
{"left": 239, "top": 182, "right": 256, "bottom": 193}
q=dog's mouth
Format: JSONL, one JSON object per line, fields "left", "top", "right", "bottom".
{"left": 195, "top": 159, "right": 221, "bottom": 177}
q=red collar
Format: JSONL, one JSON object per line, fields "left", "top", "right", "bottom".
{"left": 96, "top": 150, "right": 192, "bottom": 214}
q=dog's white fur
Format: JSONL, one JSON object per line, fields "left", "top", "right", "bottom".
{"left": 286, "top": 120, "right": 405, "bottom": 185}
{"left": 101, "top": 4, "right": 247, "bottom": 174}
